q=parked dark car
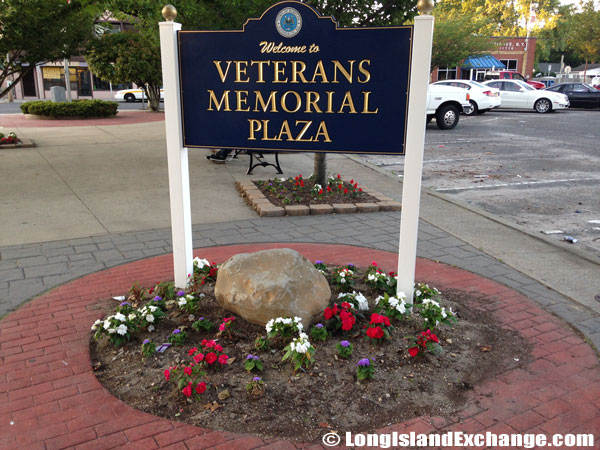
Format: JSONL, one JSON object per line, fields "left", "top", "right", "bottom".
{"left": 544, "top": 83, "right": 600, "bottom": 108}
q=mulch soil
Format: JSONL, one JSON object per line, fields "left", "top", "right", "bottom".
{"left": 253, "top": 176, "right": 380, "bottom": 208}
{"left": 90, "top": 267, "right": 529, "bottom": 443}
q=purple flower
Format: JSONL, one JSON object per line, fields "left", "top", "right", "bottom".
{"left": 315, "top": 323, "right": 323, "bottom": 329}
{"left": 120, "top": 301, "right": 130, "bottom": 306}
{"left": 198, "top": 317, "right": 204, "bottom": 320}
{"left": 172, "top": 329, "right": 181, "bottom": 334}
{"left": 176, "top": 290, "right": 185, "bottom": 297}
{"left": 340, "top": 340, "right": 350, "bottom": 348}
{"left": 357, "top": 358, "right": 370, "bottom": 367}
{"left": 253, "top": 356, "right": 259, "bottom": 361}
{"left": 253, "top": 377, "right": 261, "bottom": 382}
{"left": 315, "top": 260, "right": 323, "bottom": 264}
{"left": 153, "top": 296, "right": 162, "bottom": 302}
{"left": 246, "top": 354, "right": 254, "bottom": 360}
{"left": 143, "top": 339, "right": 150, "bottom": 345}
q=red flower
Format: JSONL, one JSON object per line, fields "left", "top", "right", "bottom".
{"left": 218, "top": 354, "right": 228, "bottom": 365}
{"left": 371, "top": 261, "right": 378, "bottom": 266}
{"left": 359, "top": 188, "right": 363, "bottom": 193}
{"left": 205, "top": 352, "right": 217, "bottom": 365}
{"left": 164, "top": 369, "right": 170, "bottom": 381}
{"left": 184, "top": 366, "right": 192, "bottom": 376}
{"left": 340, "top": 302, "right": 352, "bottom": 310}
{"left": 354, "top": 183, "right": 358, "bottom": 189}
{"left": 300, "top": 180, "right": 305, "bottom": 187}
{"left": 350, "top": 179, "right": 354, "bottom": 184}
{"left": 214, "top": 344, "right": 223, "bottom": 352}
{"left": 366, "top": 326, "right": 384, "bottom": 339}
{"left": 337, "top": 174, "right": 341, "bottom": 179}
{"left": 188, "top": 347, "right": 198, "bottom": 356}
{"left": 205, "top": 340, "right": 215, "bottom": 348}
{"left": 324, "top": 307, "right": 335, "bottom": 320}
{"left": 369, "top": 313, "right": 384, "bottom": 324}
{"left": 201, "top": 339, "right": 208, "bottom": 346}
{"left": 195, "top": 382, "right": 207, "bottom": 394}
{"left": 327, "top": 185, "right": 332, "bottom": 192}
{"left": 343, "top": 188, "right": 348, "bottom": 194}
{"left": 295, "top": 181, "right": 300, "bottom": 187}
{"left": 182, "top": 382, "right": 192, "bottom": 397}
{"left": 318, "top": 189, "right": 323, "bottom": 195}
{"left": 408, "top": 346, "right": 420, "bottom": 357}
{"left": 295, "top": 175, "right": 299, "bottom": 181}
{"left": 193, "top": 353, "right": 204, "bottom": 363}
{"left": 338, "top": 184, "right": 343, "bottom": 190}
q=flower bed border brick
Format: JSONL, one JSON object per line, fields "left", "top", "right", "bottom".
{"left": 236, "top": 180, "right": 402, "bottom": 217}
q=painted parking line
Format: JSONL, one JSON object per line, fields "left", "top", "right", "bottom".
{"left": 436, "top": 176, "right": 600, "bottom": 192}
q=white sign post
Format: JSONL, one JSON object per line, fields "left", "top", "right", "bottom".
{"left": 397, "top": 11, "right": 435, "bottom": 302}
{"left": 159, "top": 7, "right": 193, "bottom": 288}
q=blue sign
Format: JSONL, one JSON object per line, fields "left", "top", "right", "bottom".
{"left": 178, "top": 1, "right": 412, "bottom": 155}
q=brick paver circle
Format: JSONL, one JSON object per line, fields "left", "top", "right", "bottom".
{"left": 1, "top": 243, "right": 598, "bottom": 449}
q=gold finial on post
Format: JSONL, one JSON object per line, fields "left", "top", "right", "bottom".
{"left": 162, "top": 5, "right": 177, "bottom": 21}
{"left": 417, "top": 0, "right": 435, "bottom": 15}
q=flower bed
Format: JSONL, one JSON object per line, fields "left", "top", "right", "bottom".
{"left": 90, "top": 257, "right": 528, "bottom": 442}
{"left": 238, "top": 174, "right": 402, "bottom": 217}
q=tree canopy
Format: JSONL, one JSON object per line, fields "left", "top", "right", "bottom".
{"left": 0, "top": 0, "right": 99, "bottom": 99}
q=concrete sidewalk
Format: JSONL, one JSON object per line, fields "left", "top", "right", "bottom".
{"left": 0, "top": 119, "right": 599, "bottom": 350}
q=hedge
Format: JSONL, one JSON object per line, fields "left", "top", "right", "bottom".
{"left": 20, "top": 99, "right": 118, "bottom": 118}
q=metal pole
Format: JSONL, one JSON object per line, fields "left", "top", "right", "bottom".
{"left": 63, "top": 58, "right": 72, "bottom": 102}
{"left": 397, "top": 1, "right": 435, "bottom": 302}
{"left": 159, "top": 5, "right": 193, "bottom": 288}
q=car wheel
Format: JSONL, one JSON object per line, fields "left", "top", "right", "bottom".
{"left": 534, "top": 98, "right": 552, "bottom": 113}
{"left": 464, "top": 100, "right": 478, "bottom": 116}
{"left": 435, "top": 104, "right": 459, "bottom": 130}
{"left": 124, "top": 94, "right": 136, "bottom": 103}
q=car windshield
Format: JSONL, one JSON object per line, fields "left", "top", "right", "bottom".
{"left": 515, "top": 80, "right": 534, "bottom": 90}
{"left": 470, "top": 81, "right": 486, "bottom": 88}
{"left": 583, "top": 84, "right": 598, "bottom": 91}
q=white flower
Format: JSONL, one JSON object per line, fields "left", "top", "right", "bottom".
{"left": 280, "top": 177, "right": 286, "bottom": 182}
{"left": 389, "top": 297, "right": 399, "bottom": 307}
{"left": 339, "top": 272, "right": 346, "bottom": 278}
{"left": 340, "top": 278, "right": 346, "bottom": 283}
{"left": 367, "top": 274, "right": 376, "bottom": 281}
{"left": 116, "top": 324, "right": 128, "bottom": 335}
{"left": 441, "top": 308, "right": 447, "bottom": 319}
{"left": 128, "top": 313, "right": 137, "bottom": 321}
{"left": 193, "top": 257, "right": 210, "bottom": 269}
{"left": 396, "top": 301, "right": 407, "bottom": 314}
{"left": 265, "top": 319, "right": 274, "bottom": 334}
{"left": 178, "top": 298, "right": 187, "bottom": 306}
{"left": 91, "top": 319, "right": 102, "bottom": 331}
{"left": 148, "top": 325, "right": 155, "bottom": 332}
{"left": 145, "top": 314, "right": 154, "bottom": 323}
{"left": 114, "top": 313, "right": 126, "bottom": 322}
{"left": 290, "top": 333, "right": 311, "bottom": 354}
{"left": 149, "top": 305, "right": 158, "bottom": 312}
{"left": 415, "top": 290, "right": 422, "bottom": 297}
{"left": 185, "top": 294, "right": 194, "bottom": 300}
{"left": 103, "top": 319, "right": 111, "bottom": 330}
{"left": 397, "top": 292, "right": 407, "bottom": 301}
{"left": 107, "top": 328, "right": 116, "bottom": 334}
{"left": 374, "top": 295, "right": 383, "bottom": 305}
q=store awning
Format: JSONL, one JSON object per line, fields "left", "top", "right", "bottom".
{"left": 462, "top": 56, "right": 506, "bottom": 70}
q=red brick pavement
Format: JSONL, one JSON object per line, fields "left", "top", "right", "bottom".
{"left": 0, "top": 243, "right": 598, "bottom": 449}
{"left": 0, "top": 110, "right": 164, "bottom": 128}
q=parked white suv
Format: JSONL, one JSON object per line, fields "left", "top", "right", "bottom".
{"left": 426, "top": 84, "right": 472, "bottom": 129}
{"left": 432, "top": 79, "right": 501, "bottom": 115}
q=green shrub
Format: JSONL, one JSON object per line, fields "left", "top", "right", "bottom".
{"left": 20, "top": 100, "right": 118, "bottom": 118}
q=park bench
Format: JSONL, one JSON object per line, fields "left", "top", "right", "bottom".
{"left": 233, "top": 150, "right": 283, "bottom": 175}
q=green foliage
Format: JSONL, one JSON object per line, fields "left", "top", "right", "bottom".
{"left": 431, "top": 8, "right": 495, "bottom": 69}
{"left": 566, "top": 1, "right": 600, "bottom": 64}
{"left": 86, "top": 31, "right": 163, "bottom": 111}
{"left": 0, "top": 0, "right": 100, "bottom": 99}
{"left": 19, "top": 100, "right": 118, "bottom": 117}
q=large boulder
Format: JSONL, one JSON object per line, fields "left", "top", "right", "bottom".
{"left": 214, "top": 248, "right": 331, "bottom": 327}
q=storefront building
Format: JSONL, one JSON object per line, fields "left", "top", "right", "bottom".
{"left": 432, "top": 36, "right": 537, "bottom": 82}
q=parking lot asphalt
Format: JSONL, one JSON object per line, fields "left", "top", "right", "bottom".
{"left": 0, "top": 115, "right": 599, "bottom": 352}
{"left": 364, "top": 108, "right": 600, "bottom": 258}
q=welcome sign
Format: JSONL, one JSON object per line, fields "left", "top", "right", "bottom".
{"left": 178, "top": 1, "right": 412, "bottom": 155}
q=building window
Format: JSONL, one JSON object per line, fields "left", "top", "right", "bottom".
{"left": 437, "top": 67, "right": 458, "bottom": 80}
{"left": 42, "top": 67, "right": 77, "bottom": 92}
{"left": 499, "top": 59, "right": 518, "bottom": 71}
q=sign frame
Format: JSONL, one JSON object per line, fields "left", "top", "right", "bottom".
{"left": 159, "top": 1, "right": 434, "bottom": 301}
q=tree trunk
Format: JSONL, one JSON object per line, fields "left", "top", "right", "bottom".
{"left": 145, "top": 85, "right": 161, "bottom": 112}
{"left": 314, "top": 153, "right": 327, "bottom": 187}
